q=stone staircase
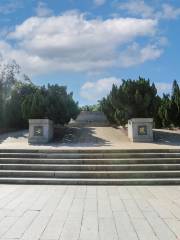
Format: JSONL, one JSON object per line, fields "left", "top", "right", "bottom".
{"left": 0, "top": 149, "right": 180, "bottom": 185}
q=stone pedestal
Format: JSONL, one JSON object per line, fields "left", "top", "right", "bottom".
{"left": 28, "top": 119, "right": 53, "bottom": 144}
{"left": 128, "top": 118, "right": 153, "bottom": 142}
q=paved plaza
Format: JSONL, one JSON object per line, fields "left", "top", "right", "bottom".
{"left": 0, "top": 185, "right": 180, "bottom": 239}
{"left": 1, "top": 127, "right": 180, "bottom": 239}
{"left": 0, "top": 127, "right": 180, "bottom": 149}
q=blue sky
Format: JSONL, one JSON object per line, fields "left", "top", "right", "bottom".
{"left": 0, "top": 0, "right": 180, "bottom": 105}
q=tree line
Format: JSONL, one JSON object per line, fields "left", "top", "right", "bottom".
{"left": 0, "top": 62, "right": 79, "bottom": 131}
{"left": 100, "top": 77, "right": 180, "bottom": 128}
{"left": 1, "top": 62, "right": 179, "bottom": 131}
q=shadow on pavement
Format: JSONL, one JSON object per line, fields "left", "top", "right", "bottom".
{"left": 54, "top": 127, "right": 111, "bottom": 147}
{"left": 153, "top": 129, "right": 180, "bottom": 146}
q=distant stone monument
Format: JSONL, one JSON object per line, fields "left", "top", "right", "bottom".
{"left": 75, "top": 111, "right": 109, "bottom": 125}
{"left": 128, "top": 118, "right": 153, "bottom": 142}
{"left": 28, "top": 119, "right": 53, "bottom": 144}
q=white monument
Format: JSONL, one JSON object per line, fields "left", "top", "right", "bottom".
{"left": 28, "top": 119, "right": 54, "bottom": 144}
{"left": 128, "top": 118, "right": 153, "bottom": 142}
{"left": 75, "top": 111, "right": 109, "bottom": 125}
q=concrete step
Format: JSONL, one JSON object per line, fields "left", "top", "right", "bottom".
{"left": 1, "top": 163, "right": 180, "bottom": 171}
{"left": 1, "top": 149, "right": 180, "bottom": 153}
{"left": 0, "top": 170, "right": 180, "bottom": 178}
{"left": 0, "top": 149, "right": 180, "bottom": 185}
{"left": 0, "top": 177, "right": 180, "bottom": 185}
{"left": 1, "top": 158, "right": 180, "bottom": 165}
{"left": 1, "top": 152, "right": 180, "bottom": 159}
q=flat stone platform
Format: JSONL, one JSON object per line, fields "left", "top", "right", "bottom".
{"left": 0, "top": 185, "right": 180, "bottom": 239}
{"left": 0, "top": 127, "right": 180, "bottom": 150}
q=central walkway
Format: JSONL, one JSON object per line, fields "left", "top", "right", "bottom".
{"left": 0, "top": 185, "right": 180, "bottom": 239}
{"left": 0, "top": 126, "right": 180, "bottom": 149}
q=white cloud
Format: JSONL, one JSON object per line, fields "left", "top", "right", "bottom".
{"left": 80, "top": 77, "right": 121, "bottom": 101}
{"left": 35, "top": 2, "right": 53, "bottom": 17}
{"left": 0, "top": 12, "right": 160, "bottom": 75}
{"left": 118, "top": 0, "right": 154, "bottom": 18}
{"left": 0, "top": 0, "right": 23, "bottom": 14}
{"left": 118, "top": 43, "right": 163, "bottom": 67}
{"left": 118, "top": 1, "right": 180, "bottom": 20}
{"left": 156, "top": 82, "right": 172, "bottom": 95}
{"left": 94, "top": 0, "right": 106, "bottom": 7}
{"left": 160, "top": 4, "right": 180, "bottom": 20}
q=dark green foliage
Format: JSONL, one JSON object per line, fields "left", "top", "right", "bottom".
{"left": 3, "top": 83, "right": 38, "bottom": 129}
{"left": 0, "top": 62, "right": 79, "bottom": 130}
{"left": 158, "top": 94, "right": 171, "bottom": 128}
{"left": 44, "top": 84, "right": 80, "bottom": 124}
{"left": 22, "top": 84, "right": 80, "bottom": 125}
{"left": 100, "top": 77, "right": 160, "bottom": 126}
{"left": 100, "top": 95, "right": 117, "bottom": 124}
{"left": 170, "top": 80, "right": 180, "bottom": 126}
{"left": 158, "top": 80, "right": 180, "bottom": 128}
{"left": 0, "top": 62, "right": 30, "bottom": 129}
{"left": 30, "top": 90, "right": 46, "bottom": 119}
{"left": 100, "top": 78, "right": 180, "bottom": 128}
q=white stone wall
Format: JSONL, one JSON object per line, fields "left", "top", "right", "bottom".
{"left": 128, "top": 118, "right": 153, "bottom": 142}
{"left": 28, "top": 119, "right": 54, "bottom": 144}
{"left": 76, "top": 111, "right": 108, "bottom": 123}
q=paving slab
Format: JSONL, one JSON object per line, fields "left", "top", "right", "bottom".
{"left": 0, "top": 185, "right": 180, "bottom": 239}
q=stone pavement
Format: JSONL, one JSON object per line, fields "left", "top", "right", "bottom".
{"left": 0, "top": 127, "right": 180, "bottom": 149}
{"left": 0, "top": 185, "right": 180, "bottom": 239}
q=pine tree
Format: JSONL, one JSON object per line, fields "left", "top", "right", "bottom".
{"left": 100, "top": 77, "right": 159, "bottom": 126}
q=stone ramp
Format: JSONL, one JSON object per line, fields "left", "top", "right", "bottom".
{"left": 59, "top": 126, "right": 128, "bottom": 146}
{"left": 0, "top": 149, "right": 180, "bottom": 185}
